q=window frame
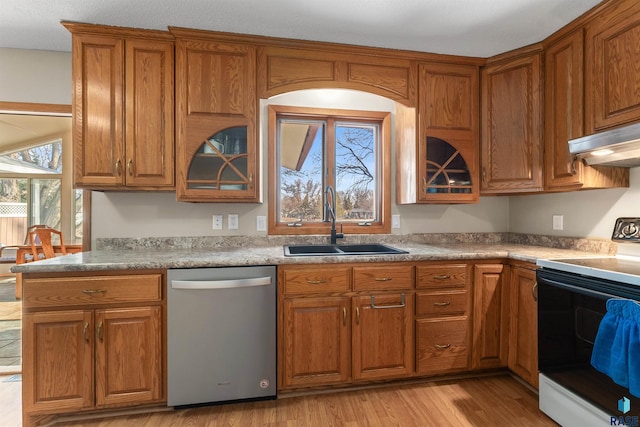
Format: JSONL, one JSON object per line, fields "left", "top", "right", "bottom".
{"left": 268, "top": 105, "right": 391, "bottom": 236}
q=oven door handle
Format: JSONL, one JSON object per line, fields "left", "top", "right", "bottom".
{"left": 537, "top": 275, "right": 618, "bottom": 299}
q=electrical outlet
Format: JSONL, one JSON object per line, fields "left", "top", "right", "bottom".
{"left": 392, "top": 214, "right": 401, "bottom": 229}
{"left": 228, "top": 214, "right": 239, "bottom": 230}
{"left": 552, "top": 214, "right": 564, "bottom": 231}
{"left": 256, "top": 215, "right": 267, "bottom": 231}
{"left": 212, "top": 215, "right": 223, "bottom": 230}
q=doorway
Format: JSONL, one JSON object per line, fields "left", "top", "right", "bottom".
{"left": 0, "top": 101, "right": 89, "bottom": 374}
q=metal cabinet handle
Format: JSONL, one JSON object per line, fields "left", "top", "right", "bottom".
{"left": 433, "top": 301, "right": 451, "bottom": 307}
{"left": 434, "top": 344, "right": 451, "bottom": 350}
{"left": 374, "top": 277, "right": 392, "bottom": 282}
{"left": 82, "top": 322, "right": 90, "bottom": 342}
{"left": 571, "top": 156, "right": 578, "bottom": 175}
{"left": 127, "top": 159, "right": 133, "bottom": 176}
{"left": 356, "top": 307, "right": 360, "bottom": 324}
{"left": 96, "top": 321, "right": 103, "bottom": 341}
{"left": 532, "top": 282, "right": 538, "bottom": 302}
{"left": 115, "top": 159, "right": 122, "bottom": 176}
{"left": 248, "top": 173, "right": 254, "bottom": 190}
{"left": 82, "top": 289, "right": 106, "bottom": 295}
{"left": 306, "top": 279, "right": 327, "bottom": 285}
{"left": 343, "top": 307, "right": 347, "bottom": 326}
{"left": 482, "top": 167, "right": 486, "bottom": 182}
{"left": 433, "top": 274, "right": 451, "bottom": 280}
{"left": 371, "top": 293, "right": 406, "bottom": 309}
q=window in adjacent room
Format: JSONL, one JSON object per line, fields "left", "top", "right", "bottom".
{"left": 268, "top": 105, "right": 390, "bottom": 235}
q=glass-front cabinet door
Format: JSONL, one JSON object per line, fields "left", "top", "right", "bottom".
{"left": 187, "top": 126, "right": 252, "bottom": 193}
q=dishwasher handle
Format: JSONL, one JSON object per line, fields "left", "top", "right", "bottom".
{"left": 171, "top": 276, "right": 272, "bottom": 290}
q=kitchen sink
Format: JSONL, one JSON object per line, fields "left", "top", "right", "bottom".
{"left": 283, "top": 243, "right": 407, "bottom": 256}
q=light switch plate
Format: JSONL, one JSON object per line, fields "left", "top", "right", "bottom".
{"left": 256, "top": 216, "right": 267, "bottom": 231}
{"left": 392, "top": 214, "right": 401, "bottom": 229}
{"left": 552, "top": 215, "right": 564, "bottom": 231}
{"left": 228, "top": 214, "right": 239, "bottom": 230}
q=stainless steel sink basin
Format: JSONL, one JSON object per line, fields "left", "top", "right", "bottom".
{"left": 283, "top": 243, "right": 407, "bottom": 256}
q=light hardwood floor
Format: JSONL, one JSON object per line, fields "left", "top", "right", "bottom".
{"left": 3, "top": 373, "right": 559, "bottom": 426}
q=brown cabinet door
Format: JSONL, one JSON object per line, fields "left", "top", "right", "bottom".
{"left": 175, "top": 38, "right": 259, "bottom": 201}
{"left": 95, "top": 306, "right": 163, "bottom": 406}
{"left": 586, "top": 0, "right": 640, "bottom": 132}
{"left": 481, "top": 53, "right": 543, "bottom": 193}
{"left": 282, "top": 297, "right": 351, "bottom": 388}
{"left": 472, "top": 264, "right": 509, "bottom": 369}
{"left": 22, "top": 310, "right": 94, "bottom": 413}
{"left": 508, "top": 266, "right": 539, "bottom": 388}
{"left": 418, "top": 63, "right": 479, "bottom": 203}
{"left": 124, "top": 39, "right": 175, "bottom": 188}
{"left": 544, "top": 29, "right": 585, "bottom": 190}
{"left": 72, "top": 34, "right": 125, "bottom": 188}
{"left": 352, "top": 293, "right": 414, "bottom": 381}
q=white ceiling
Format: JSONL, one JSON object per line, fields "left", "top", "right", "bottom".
{"left": 1, "top": 0, "right": 603, "bottom": 57}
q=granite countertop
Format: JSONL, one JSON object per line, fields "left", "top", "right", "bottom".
{"left": 11, "top": 241, "right": 606, "bottom": 274}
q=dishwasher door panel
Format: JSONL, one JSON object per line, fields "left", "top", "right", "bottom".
{"left": 167, "top": 266, "right": 276, "bottom": 407}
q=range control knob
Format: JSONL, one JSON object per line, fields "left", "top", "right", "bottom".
{"left": 622, "top": 223, "right": 638, "bottom": 237}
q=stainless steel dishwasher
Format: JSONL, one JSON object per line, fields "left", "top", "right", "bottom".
{"left": 167, "top": 266, "right": 276, "bottom": 407}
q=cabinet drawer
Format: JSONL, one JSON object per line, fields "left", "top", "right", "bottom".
{"left": 23, "top": 274, "right": 163, "bottom": 308}
{"left": 416, "top": 291, "right": 468, "bottom": 317}
{"left": 416, "top": 264, "right": 468, "bottom": 289}
{"left": 416, "top": 317, "right": 469, "bottom": 374}
{"left": 282, "top": 266, "right": 350, "bottom": 294}
{"left": 353, "top": 265, "right": 413, "bottom": 291}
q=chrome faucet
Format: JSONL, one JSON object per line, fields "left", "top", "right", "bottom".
{"left": 324, "top": 185, "right": 344, "bottom": 245}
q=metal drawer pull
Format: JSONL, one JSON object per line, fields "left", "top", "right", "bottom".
{"left": 433, "top": 301, "right": 451, "bottom": 306}
{"left": 371, "top": 293, "right": 405, "bottom": 309}
{"left": 374, "top": 277, "right": 392, "bottom": 282}
{"left": 82, "top": 322, "right": 89, "bottom": 342}
{"left": 96, "top": 321, "right": 103, "bottom": 341}
{"left": 82, "top": 289, "right": 107, "bottom": 295}
{"left": 356, "top": 307, "right": 360, "bottom": 324}
{"left": 306, "top": 279, "right": 327, "bottom": 285}
{"left": 433, "top": 274, "right": 451, "bottom": 280}
{"left": 343, "top": 307, "right": 347, "bottom": 325}
{"left": 127, "top": 159, "right": 133, "bottom": 176}
{"left": 434, "top": 344, "right": 451, "bottom": 350}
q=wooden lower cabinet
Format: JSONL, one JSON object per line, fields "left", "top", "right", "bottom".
{"left": 352, "top": 293, "right": 414, "bottom": 380}
{"left": 471, "top": 263, "right": 510, "bottom": 370}
{"left": 279, "top": 264, "right": 415, "bottom": 390}
{"left": 22, "top": 271, "right": 165, "bottom": 427}
{"left": 281, "top": 297, "right": 351, "bottom": 388}
{"left": 508, "top": 264, "right": 539, "bottom": 387}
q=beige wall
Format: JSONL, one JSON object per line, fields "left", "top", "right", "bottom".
{"left": 4, "top": 47, "right": 639, "bottom": 244}
{"left": 0, "top": 48, "right": 71, "bottom": 105}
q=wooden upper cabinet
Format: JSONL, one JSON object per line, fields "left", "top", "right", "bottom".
{"left": 544, "top": 29, "right": 629, "bottom": 191}
{"left": 481, "top": 51, "right": 543, "bottom": 194}
{"left": 65, "top": 23, "right": 175, "bottom": 190}
{"left": 585, "top": 0, "right": 640, "bottom": 132}
{"left": 397, "top": 62, "right": 479, "bottom": 204}
{"left": 257, "top": 46, "right": 416, "bottom": 106}
{"left": 174, "top": 34, "right": 259, "bottom": 202}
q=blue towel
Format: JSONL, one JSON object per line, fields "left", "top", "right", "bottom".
{"left": 591, "top": 299, "right": 640, "bottom": 397}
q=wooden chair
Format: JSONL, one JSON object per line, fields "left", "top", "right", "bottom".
{"left": 0, "top": 224, "right": 49, "bottom": 278}
{"left": 28, "top": 226, "right": 67, "bottom": 260}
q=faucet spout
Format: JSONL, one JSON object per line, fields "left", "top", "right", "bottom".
{"left": 324, "top": 185, "right": 344, "bottom": 245}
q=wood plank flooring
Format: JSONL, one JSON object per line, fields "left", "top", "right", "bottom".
{"left": 1, "top": 373, "right": 558, "bottom": 426}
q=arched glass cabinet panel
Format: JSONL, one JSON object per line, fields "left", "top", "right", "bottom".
{"left": 187, "top": 126, "right": 251, "bottom": 191}
{"left": 424, "top": 136, "right": 473, "bottom": 194}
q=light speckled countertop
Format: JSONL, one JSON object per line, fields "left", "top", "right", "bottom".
{"left": 11, "top": 242, "right": 605, "bottom": 274}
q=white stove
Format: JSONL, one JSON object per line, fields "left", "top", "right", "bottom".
{"left": 536, "top": 217, "right": 640, "bottom": 427}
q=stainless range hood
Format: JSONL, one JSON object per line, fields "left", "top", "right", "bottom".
{"left": 568, "top": 122, "right": 640, "bottom": 167}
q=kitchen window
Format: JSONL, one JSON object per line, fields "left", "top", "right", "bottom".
{"left": 268, "top": 105, "right": 390, "bottom": 235}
